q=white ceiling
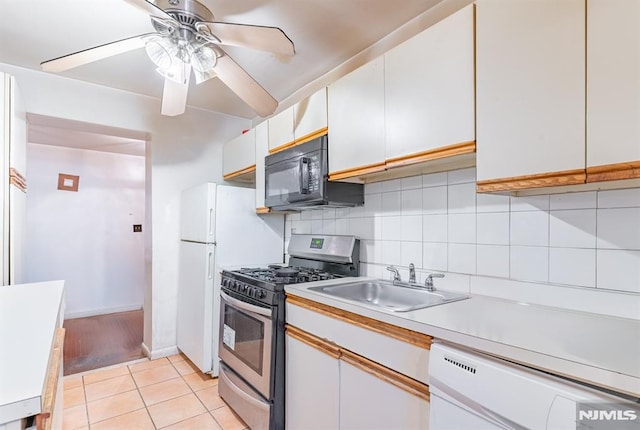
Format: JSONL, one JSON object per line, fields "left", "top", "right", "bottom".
{"left": 0, "top": 0, "right": 454, "bottom": 120}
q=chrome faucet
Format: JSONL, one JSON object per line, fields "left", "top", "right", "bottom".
{"left": 386, "top": 265, "right": 401, "bottom": 282}
{"left": 409, "top": 263, "right": 416, "bottom": 284}
{"left": 424, "top": 273, "right": 445, "bottom": 292}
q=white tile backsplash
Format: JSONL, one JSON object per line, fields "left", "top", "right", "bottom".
{"left": 597, "top": 208, "right": 640, "bottom": 250}
{"left": 549, "top": 210, "right": 596, "bottom": 248}
{"left": 510, "top": 211, "right": 549, "bottom": 246}
{"left": 285, "top": 168, "right": 640, "bottom": 319}
{"left": 549, "top": 248, "right": 596, "bottom": 288}
{"left": 597, "top": 249, "right": 640, "bottom": 293}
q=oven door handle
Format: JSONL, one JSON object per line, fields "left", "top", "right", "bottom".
{"left": 221, "top": 291, "right": 272, "bottom": 317}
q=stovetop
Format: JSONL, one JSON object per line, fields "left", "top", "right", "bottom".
{"left": 238, "top": 265, "right": 340, "bottom": 285}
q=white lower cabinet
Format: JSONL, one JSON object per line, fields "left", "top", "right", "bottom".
{"left": 286, "top": 298, "right": 431, "bottom": 429}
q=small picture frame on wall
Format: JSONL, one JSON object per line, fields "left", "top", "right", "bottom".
{"left": 57, "top": 173, "right": 79, "bottom": 192}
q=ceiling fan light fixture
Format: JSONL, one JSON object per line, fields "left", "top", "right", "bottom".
{"left": 145, "top": 37, "right": 174, "bottom": 69}
{"left": 155, "top": 61, "right": 189, "bottom": 84}
{"left": 189, "top": 43, "right": 217, "bottom": 73}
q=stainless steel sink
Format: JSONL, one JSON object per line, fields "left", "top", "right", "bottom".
{"left": 308, "top": 280, "right": 469, "bottom": 312}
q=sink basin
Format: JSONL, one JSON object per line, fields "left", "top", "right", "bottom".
{"left": 308, "top": 280, "right": 469, "bottom": 312}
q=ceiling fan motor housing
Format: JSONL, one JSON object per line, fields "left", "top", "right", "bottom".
{"left": 152, "top": 0, "right": 214, "bottom": 30}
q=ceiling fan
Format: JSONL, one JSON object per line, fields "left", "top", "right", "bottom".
{"left": 41, "top": 0, "right": 295, "bottom": 117}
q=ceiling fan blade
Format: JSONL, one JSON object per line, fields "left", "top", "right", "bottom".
{"left": 122, "top": 0, "right": 176, "bottom": 22}
{"left": 161, "top": 66, "right": 191, "bottom": 116}
{"left": 196, "top": 22, "right": 295, "bottom": 57}
{"left": 214, "top": 51, "right": 278, "bottom": 117}
{"left": 41, "top": 33, "right": 154, "bottom": 73}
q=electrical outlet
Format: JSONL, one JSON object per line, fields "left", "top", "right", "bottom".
{"left": 133, "top": 224, "right": 142, "bottom": 232}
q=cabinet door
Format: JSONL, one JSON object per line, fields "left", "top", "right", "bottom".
{"left": 286, "top": 328, "right": 340, "bottom": 430}
{"left": 339, "top": 353, "right": 430, "bottom": 430}
{"left": 268, "top": 106, "right": 294, "bottom": 153}
{"left": 255, "top": 121, "right": 269, "bottom": 211}
{"left": 223, "top": 129, "right": 256, "bottom": 181}
{"left": 586, "top": 0, "right": 640, "bottom": 181}
{"left": 476, "top": 0, "right": 585, "bottom": 190}
{"left": 293, "top": 87, "right": 328, "bottom": 143}
{"left": 385, "top": 4, "right": 475, "bottom": 164}
{"left": 328, "top": 57, "right": 386, "bottom": 180}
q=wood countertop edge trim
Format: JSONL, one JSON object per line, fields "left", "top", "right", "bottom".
{"left": 37, "top": 327, "right": 65, "bottom": 430}
{"left": 477, "top": 169, "right": 586, "bottom": 192}
{"left": 385, "top": 141, "right": 476, "bottom": 169}
{"left": 340, "top": 349, "right": 430, "bottom": 402}
{"left": 587, "top": 161, "right": 640, "bottom": 182}
{"left": 268, "top": 128, "right": 329, "bottom": 155}
{"left": 329, "top": 162, "right": 387, "bottom": 181}
{"left": 286, "top": 295, "right": 432, "bottom": 349}
{"left": 223, "top": 165, "right": 256, "bottom": 180}
{"left": 286, "top": 325, "right": 341, "bottom": 359}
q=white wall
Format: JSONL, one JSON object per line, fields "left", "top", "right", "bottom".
{"left": 285, "top": 168, "right": 640, "bottom": 320}
{"left": 26, "top": 143, "right": 145, "bottom": 317}
{"left": 0, "top": 62, "right": 250, "bottom": 355}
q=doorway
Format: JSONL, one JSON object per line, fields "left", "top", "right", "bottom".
{"left": 25, "top": 114, "right": 149, "bottom": 375}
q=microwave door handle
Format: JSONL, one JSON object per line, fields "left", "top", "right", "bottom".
{"left": 299, "top": 157, "right": 310, "bottom": 194}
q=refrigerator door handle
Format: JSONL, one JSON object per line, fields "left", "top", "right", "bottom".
{"left": 209, "top": 208, "right": 214, "bottom": 237}
{"left": 208, "top": 251, "right": 214, "bottom": 279}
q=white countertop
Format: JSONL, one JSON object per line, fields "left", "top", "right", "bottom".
{"left": 0, "top": 281, "right": 65, "bottom": 424}
{"left": 285, "top": 277, "right": 640, "bottom": 398}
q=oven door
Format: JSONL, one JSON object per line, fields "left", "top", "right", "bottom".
{"left": 264, "top": 151, "right": 322, "bottom": 208}
{"left": 219, "top": 291, "right": 273, "bottom": 399}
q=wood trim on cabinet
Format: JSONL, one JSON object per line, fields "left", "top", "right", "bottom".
{"left": 286, "top": 325, "right": 341, "bottom": 359}
{"left": 385, "top": 141, "right": 476, "bottom": 169}
{"left": 329, "top": 162, "right": 387, "bottom": 181}
{"left": 9, "top": 167, "right": 27, "bottom": 192}
{"left": 223, "top": 164, "right": 256, "bottom": 181}
{"left": 587, "top": 161, "right": 640, "bottom": 182}
{"left": 37, "top": 327, "right": 65, "bottom": 430}
{"left": 256, "top": 207, "right": 271, "bottom": 214}
{"left": 268, "top": 127, "right": 329, "bottom": 154}
{"left": 286, "top": 295, "right": 432, "bottom": 349}
{"left": 476, "top": 169, "right": 586, "bottom": 193}
{"left": 340, "top": 348, "right": 430, "bottom": 402}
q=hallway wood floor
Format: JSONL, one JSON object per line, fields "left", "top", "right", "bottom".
{"left": 64, "top": 309, "right": 144, "bottom": 376}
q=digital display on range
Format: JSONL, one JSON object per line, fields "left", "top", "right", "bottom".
{"left": 310, "top": 238, "right": 324, "bottom": 249}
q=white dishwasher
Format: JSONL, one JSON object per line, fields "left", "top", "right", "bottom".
{"left": 429, "top": 343, "right": 639, "bottom": 429}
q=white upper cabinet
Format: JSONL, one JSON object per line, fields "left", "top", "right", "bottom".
{"left": 328, "top": 56, "right": 386, "bottom": 179}
{"left": 476, "top": 0, "right": 585, "bottom": 187}
{"left": 293, "top": 87, "right": 328, "bottom": 142}
{"left": 587, "top": 0, "right": 640, "bottom": 177}
{"left": 255, "top": 121, "right": 269, "bottom": 211}
{"left": 268, "top": 106, "right": 294, "bottom": 153}
{"left": 222, "top": 128, "right": 256, "bottom": 182}
{"left": 385, "top": 4, "right": 475, "bottom": 163}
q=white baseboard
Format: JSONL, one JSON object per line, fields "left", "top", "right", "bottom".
{"left": 144, "top": 345, "right": 179, "bottom": 360}
{"left": 64, "top": 304, "right": 143, "bottom": 320}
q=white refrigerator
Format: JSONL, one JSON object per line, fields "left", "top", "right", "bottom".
{"left": 177, "top": 183, "right": 284, "bottom": 375}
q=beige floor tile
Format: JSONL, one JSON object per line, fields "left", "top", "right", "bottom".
{"left": 147, "top": 393, "right": 207, "bottom": 428}
{"left": 211, "top": 406, "right": 248, "bottom": 430}
{"left": 129, "top": 357, "right": 170, "bottom": 373}
{"left": 90, "top": 408, "right": 155, "bottom": 430}
{"left": 62, "top": 404, "right": 88, "bottom": 430}
{"left": 171, "top": 359, "right": 198, "bottom": 376}
{"left": 139, "top": 376, "right": 192, "bottom": 406}
{"left": 195, "top": 385, "right": 226, "bottom": 411}
{"left": 167, "top": 353, "right": 186, "bottom": 363}
{"left": 86, "top": 390, "right": 145, "bottom": 424}
{"left": 132, "top": 363, "right": 180, "bottom": 387}
{"left": 183, "top": 372, "right": 218, "bottom": 392}
{"left": 163, "top": 412, "right": 223, "bottom": 430}
{"left": 82, "top": 365, "right": 130, "bottom": 385}
{"left": 63, "top": 386, "right": 86, "bottom": 409}
{"left": 84, "top": 374, "right": 137, "bottom": 402}
{"left": 63, "top": 376, "right": 83, "bottom": 390}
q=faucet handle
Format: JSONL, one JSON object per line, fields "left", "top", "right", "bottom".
{"left": 425, "top": 273, "right": 445, "bottom": 288}
{"left": 386, "top": 265, "right": 401, "bottom": 282}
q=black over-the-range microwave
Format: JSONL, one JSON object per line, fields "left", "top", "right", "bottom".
{"left": 264, "top": 135, "right": 364, "bottom": 211}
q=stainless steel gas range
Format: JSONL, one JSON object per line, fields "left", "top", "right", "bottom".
{"left": 218, "top": 234, "right": 360, "bottom": 430}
